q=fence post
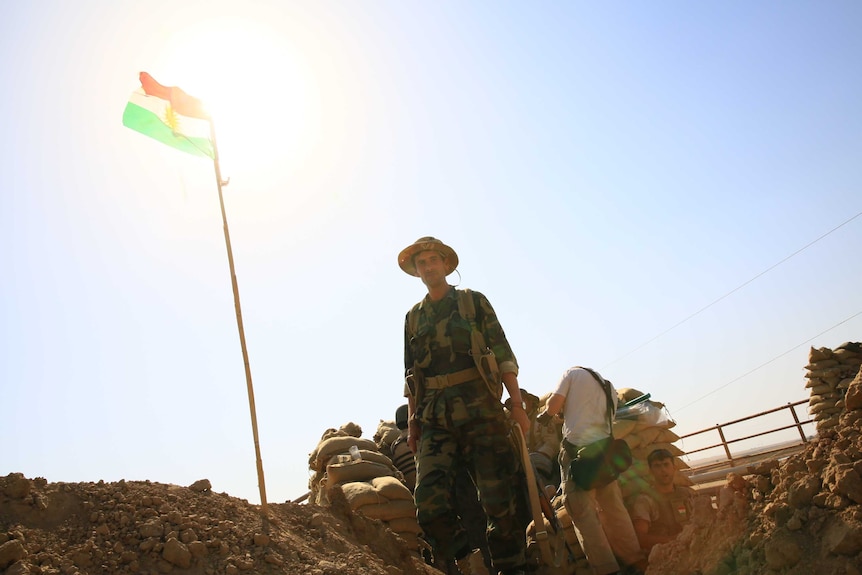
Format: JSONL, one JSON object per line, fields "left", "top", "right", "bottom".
{"left": 787, "top": 402, "right": 808, "bottom": 443}
{"left": 716, "top": 424, "right": 734, "bottom": 465}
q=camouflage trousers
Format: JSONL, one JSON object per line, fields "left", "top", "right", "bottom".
{"left": 414, "top": 381, "right": 526, "bottom": 572}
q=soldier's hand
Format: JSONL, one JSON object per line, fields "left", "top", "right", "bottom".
{"left": 512, "top": 405, "right": 530, "bottom": 435}
{"left": 407, "top": 419, "right": 420, "bottom": 454}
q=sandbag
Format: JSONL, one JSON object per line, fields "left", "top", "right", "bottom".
{"left": 805, "top": 377, "right": 824, "bottom": 389}
{"left": 656, "top": 429, "right": 680, "bottom": 443}
{"left": 612, "top": 419, "right": 637, "bottom": 438}
{"left": 617, "top": 387, "right": 645, "bottom": 403}
{"left": 622, "top": 434, "right": 641, "bottom": 450}
{"left": 355, "top": 499, "right": 417, "bottom": 521}
{"left": 371, "top": 476, "right": 414, "bottom": 501}
{"left": 340, "top": 481, "right": 386, "bottom": 510}
{"left": 387, "top": 515, "right": 422, "bottom": 535}
{"left": 327, "top": 449, "right": 395, "bottom": 469}
{"left": 315, "top": 436, "right": 379, "bottom": 468}
{"left": 804, "top": 359, "right": 839, "bottom": 370}
{"left": 810, "top": 401, "right": 840, "bottom": 415}
{"left": 327, "top": 460, "right": 396, "bottom": 485}
{"left": 809, "top": 383, "right": 835, "bottom": 395}
{"left": 673, "top": 456, "right": 690, "bottom": 470}
{"left": 633, "top": 426, "right": 663, "bottom": 446}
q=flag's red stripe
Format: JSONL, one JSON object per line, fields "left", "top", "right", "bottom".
{"left": 139, "top": 72, "right": 171, "bottom": 100}
{"left": 139, "top": 72, "right": 210, "bottom": 120}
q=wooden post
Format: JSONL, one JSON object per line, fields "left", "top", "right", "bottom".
{"left": 209, "top": 119, "right": 268, "bottom": 514}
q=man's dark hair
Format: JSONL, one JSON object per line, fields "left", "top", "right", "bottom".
{"left": 647, "top": 448, "right": 674, "bottom": 466}
{"left": 395, "top": 404, "right": 410, "bottom": 431}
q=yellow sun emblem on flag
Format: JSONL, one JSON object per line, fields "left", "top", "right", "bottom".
{"left": 163, "top": 105, "right": 181, "bottom": 134}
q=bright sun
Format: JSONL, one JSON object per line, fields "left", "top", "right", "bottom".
{"left": 157, "top": 17, "right": 314, "bottom": 177}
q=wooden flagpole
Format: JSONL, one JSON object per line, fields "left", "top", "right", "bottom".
{"left": 208, "top": 119, "right": 269, "bottom": 514}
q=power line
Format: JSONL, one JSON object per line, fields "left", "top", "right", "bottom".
{"left": 674, "top": 309, "right": 862, "bottom": 413}
{"left": 601, "top": 210, "right": 862, "bottom": 371}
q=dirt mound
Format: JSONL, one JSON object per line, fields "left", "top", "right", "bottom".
{"left": 0, "top": 474, "right": 436, "bottom": 575}
{"left": 4, "top": 366, "right": 861, "bottom": 575}
{"left": 645, "top": 369, "right": 862, "bottom": 575}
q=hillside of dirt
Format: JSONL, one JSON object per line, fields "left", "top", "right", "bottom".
{"left": 0, "top": 474, "right": 436, "bottom": 575}
{"left": 645, "top": 363, "right": 862, "bottom": 575}
{"left": 3, "top": 346, "right": 861, "bottom": 575}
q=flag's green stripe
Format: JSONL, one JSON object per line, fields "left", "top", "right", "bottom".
{"left": 123, "top": 102, "right": 214, "bottom": 159}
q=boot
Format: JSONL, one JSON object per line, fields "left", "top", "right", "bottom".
{"left": 455, "top": 549, "right": 489, "bottom": 575}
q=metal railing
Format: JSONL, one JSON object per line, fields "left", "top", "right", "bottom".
{"left": 678, "top": 399, "right": 814, "bottom": 478}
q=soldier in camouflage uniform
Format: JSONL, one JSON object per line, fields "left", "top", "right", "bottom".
{"left": 398, "top": 237, "right": 530, "bottom": 575}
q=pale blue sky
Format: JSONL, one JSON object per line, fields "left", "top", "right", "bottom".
{"left": 2, "top": 1, "right": 860, "bottom": 504}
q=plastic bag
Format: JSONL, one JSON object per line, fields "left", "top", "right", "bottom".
{"left": 616, "top": 401, "right": 672, "bottom": 427}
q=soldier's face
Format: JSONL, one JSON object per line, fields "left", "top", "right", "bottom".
{"left": 414, "top": 250, "right": 447, "bottom": 287}
{"left": 649, "top": 458, "right": 676, "bottom": 487}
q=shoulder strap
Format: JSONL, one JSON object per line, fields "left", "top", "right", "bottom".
{"left": 576, "top": 366, "right": 615, "bottom": 437}
{"left": 457, "top": 288, "right": 475, "bottom": 323}
{"left": 458, "top": 288, "right": 503, "bottom": 400}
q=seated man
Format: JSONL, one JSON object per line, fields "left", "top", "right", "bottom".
{"left": 629, "top": 448, "right": 695, "bottom": 553}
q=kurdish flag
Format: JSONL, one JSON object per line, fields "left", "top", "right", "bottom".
{"left": 123, "top": 72, "right": 214, "bottom": 159}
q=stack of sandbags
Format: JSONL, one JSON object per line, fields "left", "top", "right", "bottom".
{"left": 307, "top": 424, "right": 420, "bottom": 551}
{"left": 308, "top": 430, "right": 403, "bottom": 504}
{"left": 613, "top": 389, "right": 692, "bottom": 500}
{"left": 336, "top": 476, "right": 422, "bottom": 550}
{"left": 806, "top": 342, "right": 862, "bottom": 433}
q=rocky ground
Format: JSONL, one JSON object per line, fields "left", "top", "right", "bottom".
{"left": 3, "top": 365, "right": 861, "bottom": 575}
{"left": 644, "top": 367, "right": 862, "bottom": 575}
{"left": 0, "top": 475, "right": 436, "bottom": 575}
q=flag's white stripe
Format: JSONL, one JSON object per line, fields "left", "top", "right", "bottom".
{"left": 127, "top": 89, "right": 211, "bottom": 140}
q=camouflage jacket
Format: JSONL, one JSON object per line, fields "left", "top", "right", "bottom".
{"left": 404, "top": 287, "right": 518, "bottom": 378}
{"left": 630, "top": 485, "right": 695, "bottom": 537}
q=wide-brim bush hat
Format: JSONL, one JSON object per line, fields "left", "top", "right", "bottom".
{"left": 398, "top": 236, "right": 459, "bottom": 277}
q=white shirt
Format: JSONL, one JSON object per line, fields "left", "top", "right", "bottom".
{"left": 553, "top": 366, "right": 618, "bottom": 447}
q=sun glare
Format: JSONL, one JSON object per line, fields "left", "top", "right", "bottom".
{"left": 158, "top": 18, "right": 313, "bottom": 177}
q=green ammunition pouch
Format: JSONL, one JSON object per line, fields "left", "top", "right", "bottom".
{"left": 459, "top": 289, "right": 503, "bottom": 401}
